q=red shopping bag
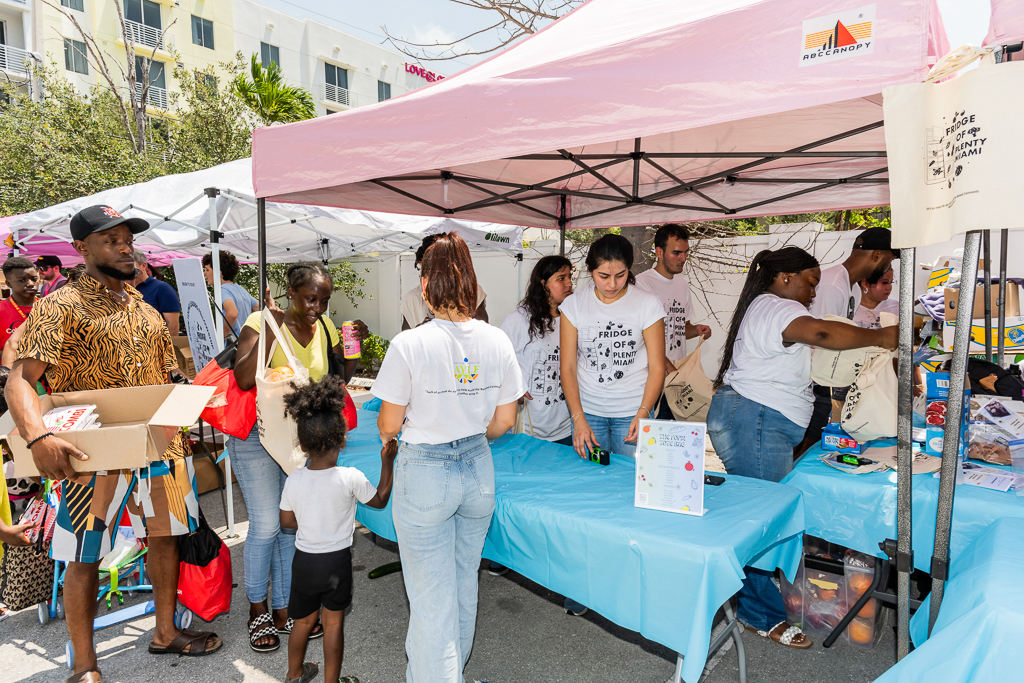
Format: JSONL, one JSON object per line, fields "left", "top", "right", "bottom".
{"left": 177, "top": 541, "right": 232, "bottom": 622}
{"left": 343, "top": 389, "right": 358, "bottom": 431}
{"left": 193, "top": 342, "right": 257, "bottom": 439}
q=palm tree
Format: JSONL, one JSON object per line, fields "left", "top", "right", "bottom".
{"left": 233, "top": 54, "right": 316, "bottom": 127}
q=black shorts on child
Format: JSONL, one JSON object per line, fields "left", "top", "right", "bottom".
{"left": 289, "top": 546, "right": 353, "bottom": 620}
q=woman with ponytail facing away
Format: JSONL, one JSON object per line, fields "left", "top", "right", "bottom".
{"left": 707, "top": 246, "right": 897, "bottom": 649}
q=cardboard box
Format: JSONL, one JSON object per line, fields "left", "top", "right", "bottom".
{"left": 942, "top": 316, "right": 1024, "bottom": 353}
{"left": 821, "top": 423, "right": 863, "bottom": 455}
{"left": 172, "top": 336, "right": 197, "bottom": 379}
{"left": 0, "top": 384, "right": 215, "bottom": 478}
{"left": 944, "top": 283, "right": 1020, "bottom": 320}
{"left": 191, "top": 442, "right": 238, "bottom": 494}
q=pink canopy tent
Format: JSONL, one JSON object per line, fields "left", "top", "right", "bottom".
{"left": 253, "top": 0, "right": 950, "bottom": 233}
{"left": 0, "top": 214, "right": 191, "bottom": 267}
{"left": 985, "top": 0, "right": 1024, "bottom": 47}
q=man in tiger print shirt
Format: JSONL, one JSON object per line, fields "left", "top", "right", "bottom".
{"left": 5, "top": 206, "right": 223, "bottom": 683}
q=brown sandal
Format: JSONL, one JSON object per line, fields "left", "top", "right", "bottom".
{"left": 148, "top": 629, "right": 223, "bottom": 657}
{"left": 66, "top": 671, "right": 102, "bottom": 683}
{"left": 757, "top": 621, "right": 812, "bottom": 649}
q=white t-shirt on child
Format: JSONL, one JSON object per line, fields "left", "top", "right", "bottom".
{"left": 280, "top": 466, "right": 377, "bottom": 554}
{"left": 634, "top": 268, "right": 693, "bottom": 363}
{"left": 558, "top": 285, "right": 666, "bottom": 418}
{"left": 724, "top": 293, "right": 815, "bottom": 428}
{"left": 372, "top": 318, "right": 523, "bottom": 444}
{"left": 499, "top": 307, "right": 572, "bottom": 441}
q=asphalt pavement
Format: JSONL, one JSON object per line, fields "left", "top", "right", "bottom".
{"left": 2, "top": 482, "right": 899, "bottom": 683}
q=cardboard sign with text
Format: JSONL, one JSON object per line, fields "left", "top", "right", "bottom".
{"left": 172, "top": 258, "right": 218, "bottom": 374}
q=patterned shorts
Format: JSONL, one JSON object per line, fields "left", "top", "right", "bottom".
{"left": 51, "top": 457, "right": 199, "bottom": 564}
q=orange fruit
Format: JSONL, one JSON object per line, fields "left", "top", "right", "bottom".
{"left": 857, "top": 599, "right": 876, "bottom": 619}
{"left": 819, "top": 588, "right": 836, "bottom": 601}
{"left": 848, "top": 618, "right": 873, "bottom": 644}
{"left": 847, "top": 572, "right": 873, "bottom": 596}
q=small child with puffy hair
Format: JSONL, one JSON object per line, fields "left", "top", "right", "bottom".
{"left": 279, "top": 375, "right": 397, "bottom": 683}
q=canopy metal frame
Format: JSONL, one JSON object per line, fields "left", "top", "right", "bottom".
{"left": 362, "top": 121, "right": 887, "bottom": 244}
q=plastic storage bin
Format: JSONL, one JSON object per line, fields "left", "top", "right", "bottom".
{"left": 779, "top": 536, "right": 881, "bottom": 647}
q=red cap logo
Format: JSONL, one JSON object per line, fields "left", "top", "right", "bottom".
{"left": 101, "top": 206, "right": 122, "bottom": 219}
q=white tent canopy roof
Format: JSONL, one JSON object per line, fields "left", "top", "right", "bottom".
{"left": 7, "top": 159, "right": 525, "bottom": 264}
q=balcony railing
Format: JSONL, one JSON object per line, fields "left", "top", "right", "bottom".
{"left": 0, "top": 44, "right": 31, "bottom": 75}
{"left": 124, "top": 19, "right": 163, "bottom": 51}
{"left": 130, "top": 81, "right": 169, "bottom": 110}
{"left": 321, "top": 82, "right": 350, "bottom": 107}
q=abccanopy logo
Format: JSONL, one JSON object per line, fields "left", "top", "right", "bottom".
{"left": 799, "top": 5, "right": 875, "bottom": 67}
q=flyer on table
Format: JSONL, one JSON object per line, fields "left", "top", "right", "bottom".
{"left": 635, "top": 419, "right": 706, "bottom": 516}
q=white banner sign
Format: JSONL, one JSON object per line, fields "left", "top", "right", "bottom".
{"left": 634, "top": 419, "right": 706, "bottom": 516}
{"left": 172, "top": 258, "right": 217, "bottom": 373}
{"left": 884, "top": 60, "right": 1024, "bottom": 249}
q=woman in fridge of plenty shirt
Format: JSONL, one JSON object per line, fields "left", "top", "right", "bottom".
{"left": 373, "top": 232, "right": 522, "bottom": 683}
{"left": 707, "top": 246, "right": 897, "bottom": 650}
{"left": 559, "top": 234, "right": 665, "bottom": 459}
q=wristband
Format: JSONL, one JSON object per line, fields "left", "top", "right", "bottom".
{"left": 571, "top": 412, "right": 585, "bottom": 422}
{"left": 638, "top": 406, "right": 651, "bottom": 417}
{"left": 26, "top": 432, "right": 54, "bottom": 449}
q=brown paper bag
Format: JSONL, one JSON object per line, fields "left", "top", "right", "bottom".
{"left": 662, "top": 336, "right": 714, "bottom": 422}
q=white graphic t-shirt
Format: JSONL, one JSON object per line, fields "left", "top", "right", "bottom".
{"left": 559, "top": 285, "right": 666, "bottom": 418}
{"left": 634, "top": 268, "right": 693, "bottom": 363}
{"left": 724, "top": 294, "right": 815, "bottom": 428}
{"left": 810, "top": 264, "right": 861, "bottom": 320}
{"left": 372, "top": 318, "right": 523, "bottom": 444}
{"left": 853, "top": 299, "right": 900, "bottom": 329}
{"left": 499, "top": 308, "right": 571, "bottom": 441}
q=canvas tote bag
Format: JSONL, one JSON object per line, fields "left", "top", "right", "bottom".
{"left": 662, "top": 336, "right": 714, "bottom": 422}
{"left": 256, "top": 312, "right": 310, "bottom": 474}
{"left": 841, "top": 349, "right": 898, "bottom": 442}
{"left": 810, "top": 315, "right": 890, "bottom": 387}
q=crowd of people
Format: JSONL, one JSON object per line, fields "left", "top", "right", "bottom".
{"left": 0, "top": 204, "right": 905, "bottom": 683}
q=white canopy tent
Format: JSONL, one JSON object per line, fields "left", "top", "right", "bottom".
{"left": 6, "top": 158, "right": 525, "bottom": 266}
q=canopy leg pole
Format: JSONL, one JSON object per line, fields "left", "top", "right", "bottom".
{"left": 983, "top": 231, "right": 992, "bottom": 362}
{"left": 258, "top": 198, "right": 268, "bottom": 308}
{"left": 998, "top": 229, "right": 1008, "bottom": 367}
{"left": 558, "top": 194, "right": 567, "bottom": 257}
{"left": 929, "top": 231, "right": 981, "bottom": 635}
{"left": 895, "top": 246, "right": 916, "bottom": 660}
{"left": 206, "top": 188, "right": 224, "bottom": 354}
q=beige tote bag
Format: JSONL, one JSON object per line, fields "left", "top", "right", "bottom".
{"left": 840, "top": 350, "right": 898, "bottom": 442}
{"left": 810, "top": 315, "right": 888, "bottom": 387}
{"left": 663, "top": 336, "right": 714, "bottom": 422}
{"left": 256, "top": 312, "right": 310, "bottom": 474}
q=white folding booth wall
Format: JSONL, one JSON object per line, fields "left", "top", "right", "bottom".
{"left": 329, "top": 241, "right": 562, "bottom": 339}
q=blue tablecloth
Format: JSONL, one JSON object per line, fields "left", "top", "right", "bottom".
{"left": 781, "top": 441, "right": 1024, "bottom": 572}
{"left": 341, "top": 411, "right": 805, "bottom": 683}
{"left": 874, "top": 517, "right": 1024, "bottom": 682}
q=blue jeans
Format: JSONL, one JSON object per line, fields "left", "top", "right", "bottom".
{"left": 229, "top": 423, "right": 296, "bottom": 609}
{"left": 581, "top": 413, "right": 636, "bottom": 457}
{"left": 707, "top": 386, "right": 806, "bottom": 631}
{"left": 393, "top": 434, "right": 495, "bottom": 683}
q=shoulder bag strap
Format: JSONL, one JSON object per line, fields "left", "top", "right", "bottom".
{"left": 258, "top": 311, "right": 302, "bottom": 376}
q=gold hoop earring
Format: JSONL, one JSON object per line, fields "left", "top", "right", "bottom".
{"left": 421, "top": 291, "right": 427, "bottom": 301}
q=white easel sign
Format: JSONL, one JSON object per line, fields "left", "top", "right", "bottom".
{"left": 634, "top": 419, "right": 707, "bottom": 516}
{"left": 172, "top": 258, "right": 217, "bottom": 373}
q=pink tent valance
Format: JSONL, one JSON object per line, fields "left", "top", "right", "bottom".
{"left": 252, "top": 0, "right": 949, "bottom": 229}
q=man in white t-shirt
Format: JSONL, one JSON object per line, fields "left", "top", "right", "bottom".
{"left": 401, "top": 235, "right": 488, "bottom": 329}
{"left": 799, "top": 227, "right": 900, "bottom": 454}
{"left": 635, "top": 224, "right": 711, "bottom": 419}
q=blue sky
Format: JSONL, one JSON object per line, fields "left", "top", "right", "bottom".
{"left": 256, "top": 0, "right": 994, "bottom": 77}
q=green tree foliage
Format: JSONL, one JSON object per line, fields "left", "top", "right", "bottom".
{"left": 0, "top": 56, "right": 255, "bottom": 216}
{"left": 233, "top": 54, "right": 316, "bottom": 127}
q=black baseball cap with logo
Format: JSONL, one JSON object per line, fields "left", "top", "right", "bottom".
{"left": 34, "top": 255, "right": 62, "bottom": 268}
{"left": 69, "top": 205, "right": 149, "bottom": 242}
{"left": 852, "top": 227, "right": 900, "bottom": 259}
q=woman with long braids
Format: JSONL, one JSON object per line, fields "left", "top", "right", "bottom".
{"left": 499, "top": 255, "right": 575, "bottom": 445}
{"left": 707, "top": 246, "right": 897, "bottom": 649}
{"left": 232, "top": 262, "right": 349, "bottom": 653}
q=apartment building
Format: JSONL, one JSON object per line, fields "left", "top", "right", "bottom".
{"left": 12, "top": 0, "right": 439, "bottom": 115}
{"left": 231, "top": 0, "right": 441, "bottom": 115}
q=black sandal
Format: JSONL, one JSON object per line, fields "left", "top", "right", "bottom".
{"left": 248, "top": 612, "right": 280, "bottom": 652}
{"left": 285, "top": 662, "right": 319, "bottom": 683}
{"left": 279, "top": 617, "right": 324, "bottom": 640}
